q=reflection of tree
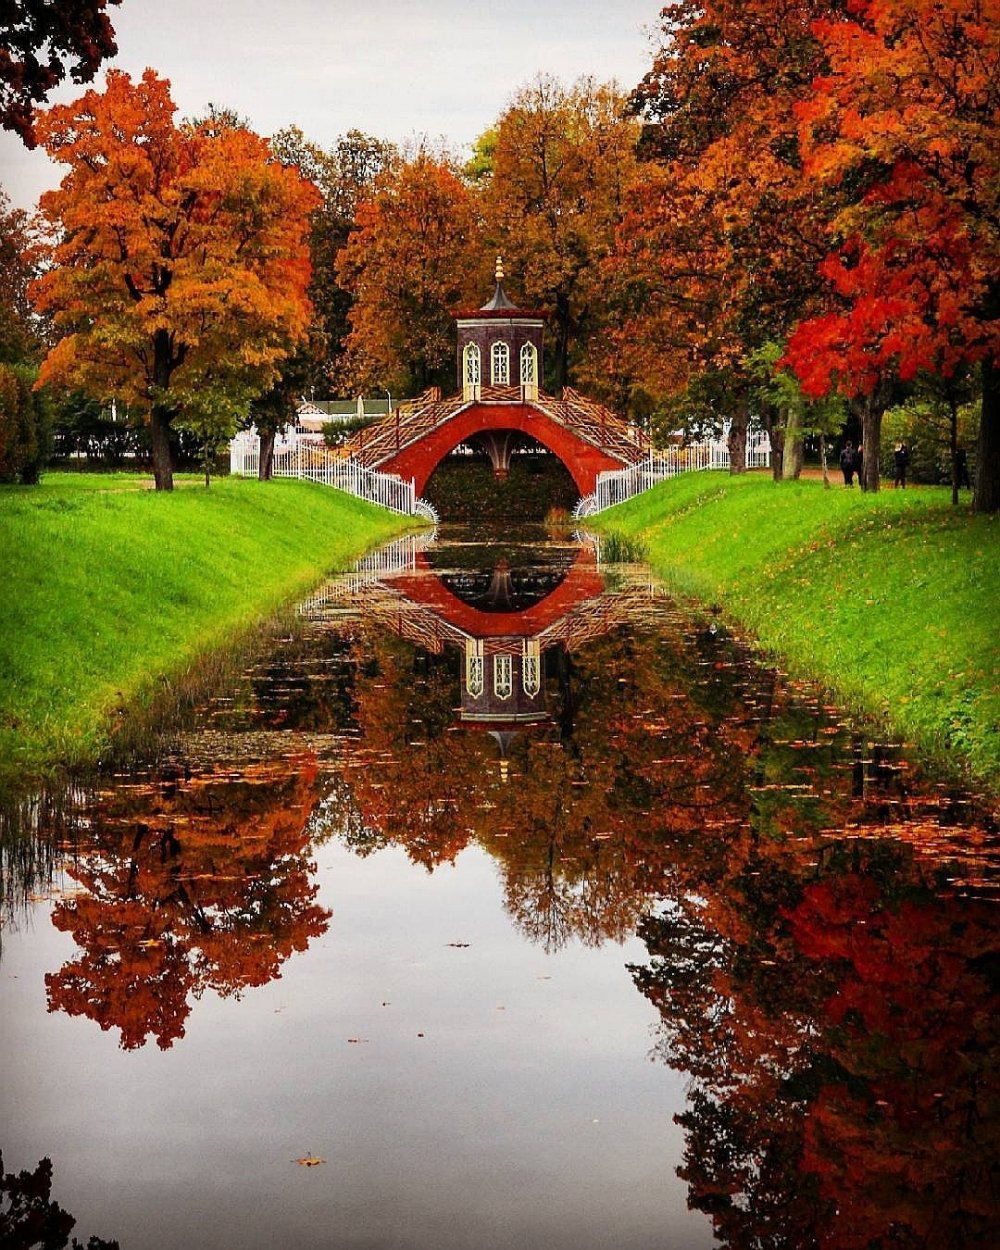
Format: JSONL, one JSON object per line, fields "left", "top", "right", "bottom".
{"left": 344, "top": 621, "right": 778, "bottom": 950}
{"left": 46, "top": 758, "right": 329, "bottom": 1050}
{"left": 342, "top": 590, "right": 1000, "bottom": 1243}
{"left": 0, "top": 1151, "right": 119, "bottom": 1248}
{"left": 633, "top": 835, "right": 1000, "bottom": 1249}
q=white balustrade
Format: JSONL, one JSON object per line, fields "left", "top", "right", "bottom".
{"left": 229, "top": 430, "right": 420, "bottom": 515}
{"left": 573, "top": 430, "right": 771, "bottom": 517}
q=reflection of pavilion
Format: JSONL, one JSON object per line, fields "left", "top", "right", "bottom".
{"left": 304, "top": 538, "right": 652, "bottom": 757}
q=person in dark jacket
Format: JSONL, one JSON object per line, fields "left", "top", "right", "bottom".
{"left": 839, "top": 441, "right": 855, "bottom": 486}
{"left": 893, "top": 440, "right": 910, "bottom": 488}
{"left": 956, "top": 446, "right": 971, "bottom": 489}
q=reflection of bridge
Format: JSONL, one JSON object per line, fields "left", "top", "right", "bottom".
{"left": 303, "top": 536, "right": 655, "bottom": 751}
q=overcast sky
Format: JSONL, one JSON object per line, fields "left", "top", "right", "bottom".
{"left": 1, "top": 0, "right": 659, "bottom": 213}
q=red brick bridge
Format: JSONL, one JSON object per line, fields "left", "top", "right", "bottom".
{"left": 343, "top": 260, "right": 648, "bottom": 497}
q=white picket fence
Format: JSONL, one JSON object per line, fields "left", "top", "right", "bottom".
{"left": 230, "top": 431, "right": 419, "bottom": 515}
{"left": 574, "top": 431, "right": 771, "bottom": 517}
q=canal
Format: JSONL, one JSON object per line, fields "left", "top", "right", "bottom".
{"left": 1, "top": 525, "right": 997, "bottom": 1249}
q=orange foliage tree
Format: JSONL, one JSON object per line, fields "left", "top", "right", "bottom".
{"left": 478, "top": 76, "right": 640, "bottom": 396}
{"left": 606, "top": 1, "right": 845, "bottom": 460}
{"left": 335, "top": 150, "right": 483, "bottom": 396}
{"left": 30, "top": 69, "right": 319, "bottom": 489}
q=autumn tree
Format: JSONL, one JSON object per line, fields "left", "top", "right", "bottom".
{"left": 606, "top": 3, "right": 853, "bottom": 464}
{"left": 479, "top": 75, "right": 639, "bottom": 394}
{"left": 336, "top": 149, "right": 481, "bottom": 395}
{"left": 0, "top": 0, "right": 120, "bottom": 145}
{"left": 0, "top": 185, "right": 40, "bottom": 363}
{"left": 31, "top": 69, "right": 319, "bottom": 490}
{"left": 272, "top": 125, "right": 397, "bottom": 395}
{"left": 784, "top": 0, "right": 1000, "bottom": 507}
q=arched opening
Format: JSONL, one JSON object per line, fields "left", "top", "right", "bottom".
{"left": 422, "top": 431, "right": 579, "bottom": 522}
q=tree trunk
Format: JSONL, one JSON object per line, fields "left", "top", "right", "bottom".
{"left": 150, "top": 406, "right": 174, "bottom": 492}
{"left": 820, "top": 432, "right": 830, "bottom": 489}
{"left": 762, "top": 406, "right": 783, "bottom": 481}
{"left": 151, "top": 328, "right": 176, "bottom": 491}
{"left": 949, "top": 390, "right": 959, "bottom": 508}
{"left": 782, "top": 407, "right": 803, "bottom": 480}
{"left": 727, "top": 406, "right": 748, "bottom": 475}
{"left": 860, "top": 392, "right": 884, "bottom": 493}
{"left": 259, "top": 429, "right": 276, "bottom": 481}
{"left": 974, "top": 355, "right": 999, "bottom": 513}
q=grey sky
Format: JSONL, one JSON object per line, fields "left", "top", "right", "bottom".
{"left": 1, "top": 0, "right": 659, "bottom": 212}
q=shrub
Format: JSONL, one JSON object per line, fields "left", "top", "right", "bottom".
{"left": 0, "top": 364, "right": 51, "bottom": 483}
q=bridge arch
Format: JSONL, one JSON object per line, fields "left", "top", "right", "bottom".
{"left": 375, "top": 403, "right": 629, "bottom": 498}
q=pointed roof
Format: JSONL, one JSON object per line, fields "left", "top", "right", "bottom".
{"left": 453, "top": 254, "right": 545, "bottom": 321}
{"left": 480, "top": 254, "right": 519, "bottom": 311}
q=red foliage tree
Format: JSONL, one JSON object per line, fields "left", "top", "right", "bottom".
{"left": 785, "top": 0, "right": 1000, "bottom": 505}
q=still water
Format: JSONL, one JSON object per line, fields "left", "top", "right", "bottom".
{"left": 1, "top": 526, "right": 997, "bottom": 1249}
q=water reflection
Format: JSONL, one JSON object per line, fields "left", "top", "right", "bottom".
{"left": 1, "top": 526, "right": 997, "bottom": 1247}
{"left": 44, "top": 757, "right": 329, "bottom": 1049}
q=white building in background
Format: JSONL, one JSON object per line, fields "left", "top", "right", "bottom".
{"left": 295, "top": 397, "right": 391, "bottom": 436}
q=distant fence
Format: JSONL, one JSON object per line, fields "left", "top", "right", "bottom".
{"left": 230, "top": 431, "right": 418, "bottom": 515}
{"left": 574, "top": 432, "right": 771, "bottom": 517}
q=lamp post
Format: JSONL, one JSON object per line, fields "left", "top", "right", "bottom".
{"left": 384, "top": 387, "right": 392, "bottom": 414}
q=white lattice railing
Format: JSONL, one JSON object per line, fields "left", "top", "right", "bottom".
{"left": 574, "top": 431, "right": 771, "bottom": 517}
{"left": 230, "top": 431, "right": 419, "bottom": 515}
{"left": 298, "top": 529, "right": 438, "bottom": 611}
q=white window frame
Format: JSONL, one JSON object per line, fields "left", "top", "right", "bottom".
{"left": 464, "top": 342, "right": 481, "bottom": 386}
{"left": 520, "top": 342, "right": 537, "bottom": 385}
{"left": 491, "top": 341, "right": 510, "bottom": 385}
{"left": 494, "top": 653, "right": 513, "bottom": 700}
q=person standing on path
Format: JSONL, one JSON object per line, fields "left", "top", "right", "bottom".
{"left": 956, "top": 446, "right": 971, "bottom": 490}
{"left": 840, "top": 441, "right": 856, "bottom": 486}
{"left": 893, "top": 441, "right": 910, "bottom": 488}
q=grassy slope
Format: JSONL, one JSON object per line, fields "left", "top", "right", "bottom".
{"left": 595, "top": 473, "right": 999, "bottom": 791}
{"left": 1, "top": 473, "right": 415, "bottom": 773}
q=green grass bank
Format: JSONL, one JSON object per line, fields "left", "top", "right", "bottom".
{"left": 1, "top": 473, "right": 416, "bottom": 778}
{"left": 594, "top": 472, "right": 999, "bottom": 793}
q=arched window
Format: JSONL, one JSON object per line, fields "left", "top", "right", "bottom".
{"left": 465, "top": 639, "right": 484, "bottom": 698}
{"left": 520, "top": 342, "right": 537, "bottom": 386}
{"left": 491, "top": 341, "right": 510, "bottom": 385}
{"left": 464, "top": 342, "right": 481, "bottom": 387}
{"left": 522, "top": 640, "right": 541, "bottom": 697}
{"left": 494, "top": 654, "right": 513, "bottom": 700}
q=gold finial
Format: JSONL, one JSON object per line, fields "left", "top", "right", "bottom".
{"left": 495, "top": 254, "right": 505, "bottom": 282}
